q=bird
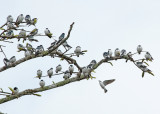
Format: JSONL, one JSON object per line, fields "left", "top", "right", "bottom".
{"left": 103, "top": 52, "right": 109, "bottom": 59}
{"left": 120, "top": 49, "right": 127, "bottom": 57}
{"left": 57, "top": 49, "right": 63, "bottom": 54}
{"left": 137, "top": 45, "right": 143, "bottom": 54}
{"left": 30, "top": 18, "right": 37, "bottom": 26}
{"left": 35, "top": 45, "right": 44, "bottom": 56}
{"left": 18, "top": 29, "right": 26, "bottom": 41}
{"left": 37, "top": 69, "right": 42, "bottom": 79}
{"left": 136, "top": 62, "right": 151, "bottom": 72}
{"left": 13, "top": 87, "right": 19, "bottom": 94}
{"left": 9, "top": 56, "right": 16, "bottom": 63}
{"left": 26, "top": 43, "right": 35, "bottom": 53}
{"left": 15, "top": 14, "right": 24, "bottom": 26}
{"left": 6, "top": 30, "right": 14, "bottom": 37}
{"left": 24, "top": 50, "right": 32, "bottom": 57}
{"left": 90, "top": 60, "right": 97, "bottom": 68}
{"left": 98, "top": 79, "right": 115, "bottom": 93}
{"left": 82, "top": 66, "right": 90, "bottom": 77}
{"left": 108, "top": 49, "right": 112, "bottom": 57}
{"left": 145, "top": 52, "right": 153, "bottom": 61}
{"left": 3, "top": 58, "right": 10, "bottom": 67}
{"left": 7, "top": 15, "right": 13, "bottom": 22}
{"left": 7, "top": 22, "right": 14, "bottom": 29}
{"left": 55, "top": 64, "right": 62, "bottom": 73}
{"left": 114, "top": 48, "right": 120, "bottom": 57}
{"left": 56, "top": 33, "right": 65, "bottom": 44}
{"left": 44, "top": 28, "right": 52, "bottom": 38}
{"left": 74, "top": 46, "right": 81, "bottom": 57}
{"left": 39, "top": 80, "right": 45, "bottom": 87}
{"left": 47, "top": 40, "right": 57, "bottom": 50}
{"left": 69, "top": 65, "right": 74, "bottom": 75}
{"left": 62, "top": 41, "right": 72, "bottom": 50}
{"left": 17, "top": 44, "right": 26, "bottom": 51}
{"left": 29, "top": 28, "right": 38, "bottom": 36}
{"left": 63, "top": 70, "right": 71, "bottom": 80}
{"left": 25, "top": 15, "right": 31, "bottom": 25}
{"left": 47, "top": 68, "right": 53, "bottom": 78}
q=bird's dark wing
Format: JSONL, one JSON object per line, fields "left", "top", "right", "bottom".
{"left": 103, "top": 79, "right": 115, "bottom": 86}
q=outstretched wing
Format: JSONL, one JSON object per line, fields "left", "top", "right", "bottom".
{"left": 103, "top": 79, "right": 115, "bottom": 86}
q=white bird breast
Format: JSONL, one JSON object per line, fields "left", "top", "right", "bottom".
{"left": 39, "top": 81, "right": 45, "bottom": 87}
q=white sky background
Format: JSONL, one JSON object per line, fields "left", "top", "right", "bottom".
{"left": 0, "top": 0, "right": 160, "bottom": 113}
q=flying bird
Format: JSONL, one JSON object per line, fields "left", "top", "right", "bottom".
{"left": 99, "top": 79, "right": 115, "bottom": 93}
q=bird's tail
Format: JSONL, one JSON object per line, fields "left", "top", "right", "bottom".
{"left": 104, "top": 89, "right": 108, "bottom": 93}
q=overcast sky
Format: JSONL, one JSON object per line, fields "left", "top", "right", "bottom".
{"left": 0, "top": 0, "right": 160, "bottom": 114}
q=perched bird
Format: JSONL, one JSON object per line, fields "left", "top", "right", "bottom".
{"left": 63, "top": 70, "right": 71, "bottom": 80}
{"left": 15, "top": 14, "right": 24, "bottom": 26}
{"left": 7, "top": 15, "right": 13, "bottom": 22}
{"left": 136, "top": 62, "right": 151, "bottom": 72}
{"left": 57, "top": 49, "right": 63, "bottom": 54}
{"left": 18, "top": 29, "right": 26, "bottom": 41}
{"left": 55, "top": 64, "right": 62, "bottom": 73}
{"left": 7, "top": 22, "right": 14, "bottom": 29}
{"left": 103, "top": 52, "right": 109, "bottom": 59}
{"left": 137, "top": 45, "right": 143, "bottom": 54}
{"left": 108, "top": 49, "right": 112, "bottom": 57}
{"left": 39, "top": 80, "right": 45, "bottom": 87}
{"left": 13, "top": 87, "right": 19, "bottom": 94}
{"left": 48, "top": 40, "right": 57, "bottom": 50}
{"left": 26, "top": 43, "right": 35, "bottom": 53}
{"left": 69, "top": 65, "right": 74, "bottom": 75}
{"left": 47, "top": 68, "right": 53, "bottom": 78}
{"left": 30, "top": 28, "right": 38, "bottom": 36}
{"left": 120, "top": 49, "right": 127, "bottom": 57}
{"left": 6, "top": 30, "right": 14, "bottom": 37}
{"left": 25, "top": 50, "right": 32, "bottom": 57}
{"left": 145, "top": 52, "right": 153, "bottom": 61}
{"left": 99, "top": 79, "right": 115, "bottom": 93}
{"left": 37, "top": 69, "right": 42, "bottom": 79}
{"left": 9, "top": 56, "right": 16, "bottom": 63}
{"left": 62, "top": 41, "right": 72, "bottom": 50}
{"left": 3, "top": 58, "right": 10, "bottom": 67}
{"left": 44, "top": 28, "right": 52, "bottom": 38}
{"left": 30, "top": 18, "right": 37, "bottom": 26}
{"left": 59, "top": 33, "right": 65, "bottom": 41}
{"left": 25, "top": 15, "right": 31, "bottom": 25}
{"left": 35, "top": 45, "right": 44, "bottom": 56}
{"left": 74, "top": 46, "right": 81, "bottom": 57}
{"left": 90, "top": 60, "right": 97, "bottom": 68}
{"left": 17, "top": 44, "right": 26, "bottom": 51}
{"left": 114, "top": 48, "right": 120, "bottom": 57}
{"left": 82, "top": 66, "right": 90, "bottom": 77}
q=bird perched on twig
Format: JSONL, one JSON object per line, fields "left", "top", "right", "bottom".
{"left": 55, "top": 64, "right": 62, "bottom": 73}
{"left": 74, "top": 46, "right": 81, "bottom": 57}
{"left": 3, "top": 58, "right": 10, "bottom": 67}
{"left": 9, "top": 56, "right": 16, "bottom": 63}
{"left": 114, "top": 48, "right": 120, "bottom": 57}
{"left": 37, "top": 69, "right": 42, "bottom": 79}
{"left": 44, "top": 28, "right": 52, "bottom": 38}
{"left": 35, "top": 45, "right": 44, "bottom": 56}
{"left": 17, "top": 44, "right": 26, "bottom": 52}
{"left": 25, "top": 15, "right": 31, "bottom": 25}
{"left": 39, "top": 80, "right": 45, "bottom": 87}
{"left": 7, "top": 15, "right": 13, "bottom": 22}
{"left": 145, "top": 52, "right": 153, "bottom": 61}
{"left": 47, "top": 68, "right": 53, "bottom": 78}
{"left": 69, "top": 65, "right": 74, "bottom": 75}
{"left": 137, "top": 45, "right": 143, "bottom": 54}
{"left": 15, "top": 14, "right": 24, "bottom": 27}
{"left": 99, "top": 79, "right": 115, "bottom": 93}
